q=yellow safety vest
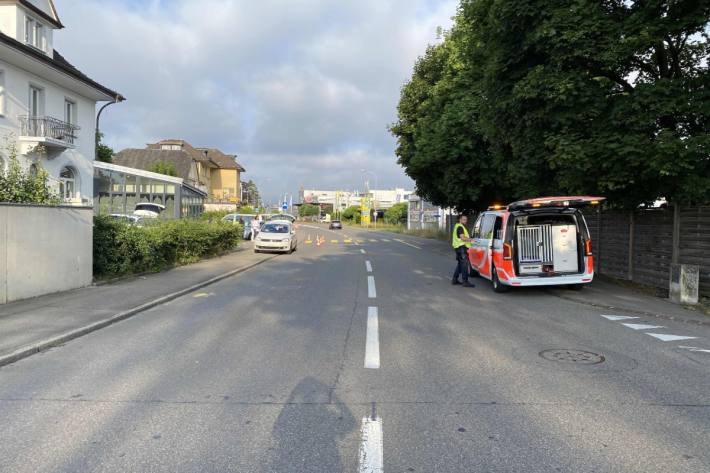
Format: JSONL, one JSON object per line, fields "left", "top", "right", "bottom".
{"left": 452, "top": 223, "right": 471, "bottom": 249}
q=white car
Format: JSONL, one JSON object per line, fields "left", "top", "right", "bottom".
{"left": 133, "top": 203, "right": 165, "bottom": 218}
{"left": 254, "top": 222, "right": 297, "bottom": 254}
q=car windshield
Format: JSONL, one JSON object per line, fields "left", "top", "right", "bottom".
{"left": 135, "top": 204, "right": 162, "bottom": 212}
{"left": 261, "top": 223, "right": 289, "bottom": 233}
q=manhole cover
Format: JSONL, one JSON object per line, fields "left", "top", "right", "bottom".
{"left": 539, "top": 349, "right": 605, "bottom": 365}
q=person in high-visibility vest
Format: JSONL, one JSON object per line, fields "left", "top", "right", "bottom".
{"left": 452, "top": 214, "right": 475, "bottom": 287}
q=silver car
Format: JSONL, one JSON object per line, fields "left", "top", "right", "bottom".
{"left": 254, "top": 222, "right": 297, "bottom": 254}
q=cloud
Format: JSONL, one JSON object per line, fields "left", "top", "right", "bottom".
{"left": 53, "top": 0, "right": 457, "bottom": 202}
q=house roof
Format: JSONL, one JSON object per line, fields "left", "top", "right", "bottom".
{"left": 0, "top": 31, "right": 124, "bottom": 101}
{"left": 196, "top": 147, "right": 246, "bottom": 172}
{"left": 18, "top": 0, "right": 63, "bottom": 29}
{"left": 113, "top": 149, "right": 194, "bottom": 181}
{"left": 147, "top": 140, "right": 214, "bottom": 164}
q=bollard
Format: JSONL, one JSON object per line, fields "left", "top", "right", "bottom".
{"left": 669, "top": 264, "right": 700, "bottom": 305}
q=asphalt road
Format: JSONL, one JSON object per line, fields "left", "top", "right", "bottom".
{"left": 1, "top": 224, "right": 709, "bottom": 472}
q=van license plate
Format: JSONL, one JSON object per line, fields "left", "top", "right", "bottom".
{"left": 520, "top": 264, "right": 542, "bottom": 275}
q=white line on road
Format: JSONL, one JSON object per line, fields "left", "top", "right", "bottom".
{"left": 365, "top": 307, "right": 380, "bottom": 369}
{"left": 601, "top": 315, "right": 639, "bottom": 321}
{"left": 646, "top": 333, "right": 698, "bottom": 342}
{"left": 359, "top": 416, "right": 384, "bottom": 473}
{"left": 380, "top": 238, "right": 390, "bottom": 242}
{"left": 361, "top": 249, "right": 366, "bottom": 254}
{"left": 393, "top": 238, "right": 422, "bottom": 249}
{"left": 366, "top": 261, "right": 373, "bottom": 272}
{"left": 679, "top": 346, "right": 710, "bottom": 354}
{"left": 368, "top": 276, "right": 377, "bottom": 298}
{"left": 622, "top": 323, "right": 666, "bottom": 330}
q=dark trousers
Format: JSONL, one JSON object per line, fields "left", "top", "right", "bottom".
{"left": 453, "top": 246, "right": 470, "bottom": 283}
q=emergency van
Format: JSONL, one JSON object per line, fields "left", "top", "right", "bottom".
{"left": 467, "top": 196, "right": 605, "bottom": 292}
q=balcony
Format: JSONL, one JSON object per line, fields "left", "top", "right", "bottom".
{"left": 18, "top": 115, "right": 80, "bottom": 152}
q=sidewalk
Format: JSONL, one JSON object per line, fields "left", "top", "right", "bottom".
{"left": 0, "top": 245, "right": 276, "bottom": 366}
{"left": 548, "top": 277, "right": 710, "bottom": 326}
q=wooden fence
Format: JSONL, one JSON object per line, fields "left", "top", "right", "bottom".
{"left": 583, "top": 205, "right": 710, "bottom": 297}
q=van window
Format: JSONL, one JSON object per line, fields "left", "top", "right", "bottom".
{"left": 493, "top": 216, "right": 504, "bottom": 240}
{"left": 471, "top": 214, "right": 483, "bottom": 238}
{"left": 480, "top": 214, "right": 496, "bottom": 240}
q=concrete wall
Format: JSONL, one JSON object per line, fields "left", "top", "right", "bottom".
{"left": 0, "top": 203, "right": 92, "bottom": 304}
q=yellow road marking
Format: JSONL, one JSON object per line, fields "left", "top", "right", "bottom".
{"left": 344, "top": 239, "right": 353, "bottom": 244}
{"left": 331, "top": 239, "right": 339, "bottom": 244}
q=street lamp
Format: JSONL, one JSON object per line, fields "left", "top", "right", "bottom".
{"left": 360, "top": 169, "right": 379, "bottom": 227}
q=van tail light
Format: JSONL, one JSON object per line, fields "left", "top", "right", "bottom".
{"left": 503, "top": 242, "right": 513, "bottom": 260}
{"left": 584, "top": 239, "right": 593, "bottom": 256}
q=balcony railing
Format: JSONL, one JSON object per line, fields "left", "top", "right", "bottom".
{"left": 19, "top": 115, "right": 80, "bottom": 145}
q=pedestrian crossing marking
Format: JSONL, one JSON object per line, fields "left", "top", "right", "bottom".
{"left": 331, "top": 239, "right": 339, "bottom": 244}
{"left": 344, "top": 239, "right": 353, "bottom": 244}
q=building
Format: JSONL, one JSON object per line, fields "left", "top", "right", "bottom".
{"left": 300, "top": 188, "right": 412, "bottom": 211}
{"left": 93, "top": 161, "right": 206, "bottom": 219}
{"left": 407, "top": 194, "right": 450, "bottom": 231}
{"left": 115, "top": 139, "right": 244, "bottom": 205}
{"left": 0, "top": 0, "right": 123, "bottom": 204}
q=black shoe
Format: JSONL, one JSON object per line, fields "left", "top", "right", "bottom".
{"left": 452, "top": 279, "right": 462, "bottom": 285}
{"left": 462, "top": 282, "right": 475, "bottom": 288}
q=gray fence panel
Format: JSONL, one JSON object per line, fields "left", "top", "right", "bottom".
{"left": 631, "top": 209, "right": 674, "bottom": 289}
{"left": 678, "top": 206, "right": 710, "bottom": 297}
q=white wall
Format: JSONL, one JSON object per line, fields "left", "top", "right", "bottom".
{"left": 0, "top": 204, "right": 93, "bottom": 304}
{"left": 0, "top": 58, "right": 96, "bottom": 202}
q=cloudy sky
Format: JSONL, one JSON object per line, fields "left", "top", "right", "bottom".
{"left": 53, "top": 0, "right": 457, "bottom": 203}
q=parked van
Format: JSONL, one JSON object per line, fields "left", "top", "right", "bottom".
{"left": 467, "top": 196, "right": 604, "bottom": 292}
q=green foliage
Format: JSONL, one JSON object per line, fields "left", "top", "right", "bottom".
{"left": 96, "top": 132, "right": 114, "bottom": 163}
{"left": 149, "top": 161, "right": 177, "bottom": 177}
{"left": 238, "top": 205, "right": 256, "bottom": 214}
{"left": 391, "top": 0, "right": 710, "bottom": 209}
{"left": 93, "top": 216, "right": 241, "bottom": 278}
{"left": 384, "top": 203, "right": 408, "bottom": 225}
{"left": 242, "top": 180, "right": 260, "bottom": 207}
{"left": 299, "top": 203, "right": 320, "bottom": 217}
{"left": 341, "top": 205, "right": 361, "bottom": 223}
{"left": 0, "top": 141, "right": 59, "bottom": 205}
{"left": 199, "top": 209, "right": 231, "bottom": 222}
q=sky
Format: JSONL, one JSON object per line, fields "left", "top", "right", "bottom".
{"left": 53, "top": 0, "right": 457, "bottom": 204}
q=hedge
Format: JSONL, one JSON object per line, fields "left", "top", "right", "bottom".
{"left": 93, "top": 216, "right": 242, "bottom": 278}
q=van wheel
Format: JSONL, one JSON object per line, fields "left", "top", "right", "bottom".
{"left": 491, "top": 266, "right": 509, "bottom": 293}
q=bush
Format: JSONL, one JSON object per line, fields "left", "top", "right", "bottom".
{"left": 0, "top": 142, "right": 59, "bottom": 205}
{"left": 93, "top": 216, "right": 241, "bottom": 278}
{"left": 384, "top": 203, "right": 408, "bottom": 225}
{"left": 341, "top": 205, "right": 361, "bottom": 223}
{"left": 200, "top": 209, "right": 232, "bottom": 222}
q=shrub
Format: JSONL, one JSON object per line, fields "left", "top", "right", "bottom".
{"left": 200, "top": 209, "right": 232, "bottom": 222}
{"left": 93, "top": 216, "right": 241, "bottom": 278}
{"left": 0, "top": 141, "right": 59, "bottom": 205}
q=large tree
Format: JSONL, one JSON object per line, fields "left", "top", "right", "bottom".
{"left": 391, "top": 0, "right": 709, "bottom": 209}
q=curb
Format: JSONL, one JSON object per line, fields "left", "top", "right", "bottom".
{"left": 0, "top": 254, "right": 279, "bottom": 368}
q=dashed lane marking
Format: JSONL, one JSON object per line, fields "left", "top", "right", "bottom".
{"left": 360, "top": 249, "right": 366, "bottom": 254}
{"left": 646, "top": 333, "right": 698, "bottom": 342}
{"left": 393, "top": 238, "right": 422, "bottom": 250}
{"left": 369, "top": 239, "right": 377, "bottom": 242}
{"left": 364, "top": 307, "right": 380, "bottom": 369}
{"left": 679, "top": 346, "right": 710, "bottom": 354}
{"left": 367, "top": 276, "right": 377, "bottom": 298}
{"left": 601, "top": 315, "right": 639, "bottom": 321}
{"left": 331, "top": 240, "right": 339, "bottom": 244}
{"left": 359, "top": 416, "right": 384, "bottom": 473}
{"left": 622, "top": 323, "right": 666, "bottom": 330}
{"left": 366, "top": 261, "right": 372, "bottom": 272}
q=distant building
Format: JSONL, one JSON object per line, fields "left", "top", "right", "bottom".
{"left": 114, "top": 139, "right": 245, "bottom": 204}
{"left": 300, "top": 188, "right": 412, "bottom": 211}
{"left": 0, "top": 0, "right": 123, "bottom": 205}
{"left": 407, "top": 194, "right": 450, "bottom": 231}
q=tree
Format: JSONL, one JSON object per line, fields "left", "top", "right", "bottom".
{"left": 384, "top": 202, "right": 408, "bottom": 225}
{"left": 299, "top": 204, "right": 320, "bottom": 217}
{"left": 95, "top": 132, "right": 114, "bottom": 163}
{"left": 149, "top": 161, "right": 177, "bottom": 177}
{"left": 341, "top": 205, "right": 361, "bottom": 223}
{"left": 391, "top": 0, "right": 710, "bottom": 208}
{"left": 242, "top": 180, "right": 261, "bottom": 207}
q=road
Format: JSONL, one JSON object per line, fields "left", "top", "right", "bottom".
{"left": 1, "top": 224, "right": 709, "bottom": 472}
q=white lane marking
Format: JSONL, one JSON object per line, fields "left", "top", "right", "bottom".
{"left": 368, "top": 276, "right": 377, "bottom": 298}
{"left": 193, "top": 292, "right": 214, "bottom": 298}
{"left": 601, "top": 315, "right": 639, "bottom": 321}
{"left": 366, "top": 261, "right": 373, "bottom": 272}
{"left": 359, "top": 416, "right": 384, "bottom": 473}
{"left": 360, "top": 249, "right": 366, "bottom": 254}
{"left": 365, "top": 307, "right": 380, "bottom": 369}
{"left": 380, "top": 238, "right": 390, "bottom": 242}
{"left": 679, "top": 346, "right": 710, "bottom": 354}
{"left": 645, "top": 333, "right": 698, "bottom": 342}
{"left": 393, "top": 238, "right": 422, "bottom": 250}
{"left": 622, "top": 323, "right": 666, "bottom": 330}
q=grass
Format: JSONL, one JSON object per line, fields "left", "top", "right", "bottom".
{"left": 342, "top": 221, "right": 449, "bottom": 241}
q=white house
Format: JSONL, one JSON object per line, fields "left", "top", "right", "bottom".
{"left": 0, "top": 0, "right": 123, "bottom": 204}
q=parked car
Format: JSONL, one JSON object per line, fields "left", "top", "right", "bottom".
{"left": 108, "top": 214, "right": 142, "bottom": 225}
{"left": 254, "top": 222, "right": 297, "bottom": 253}
{"left": 467, "top": 196, "right": 604, "bottom": 292}
{"left": 268, "top": 213, "right": 296, "bottom": 223}
{"left": 329, "top": 220, "right": 342, "bottom": 230}
{"left": 133, "top": 203, "right": 165, "bottom": 218}
{"left": 222, "top": 213, "right": 257, "bottom": 240}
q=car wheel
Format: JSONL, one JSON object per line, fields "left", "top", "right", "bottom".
{"left": 491, "top": 266, "right": 509, "bottom": 293}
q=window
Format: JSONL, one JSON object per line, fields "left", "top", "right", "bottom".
{"left": 25, "top": 17, "right": 45, "bottom": 51}
{"left": 471, "top": 215, "right": 483, "bottom": 238}
{"left": 0, "top": 71, "right": 5, "bottom": 116}
{"left": 29, "top": 163, "right": 38, "bottom": 176}
{"left": 64, "top": 99, "right": 76, "bottom": 125}
{"left": 161, "top": 144, "right": 181, "bottom": 151}
{"left": 480, "top": 214, "right": 496, "bottom": 240}
{"left": 0, "top": 155, "right": 5, "bottom": 173}
{"left": 29, "top": 86, "right": 43, "bottom": 118}
{"left": 59, "top": 166, "right": 76, "bottom": 200}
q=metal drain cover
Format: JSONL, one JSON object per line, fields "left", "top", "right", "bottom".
{"left": 539, "top": 349, "right": 605, "bottom": 365}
